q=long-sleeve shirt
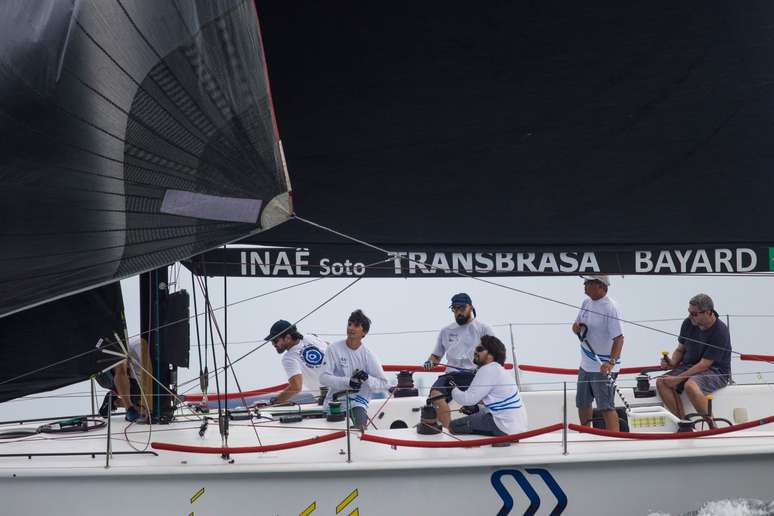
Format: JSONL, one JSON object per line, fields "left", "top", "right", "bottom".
{"left": 319, "top": 339, "right": 390, "bottom": 410}
{"left": 451, "top": 361, "right": 527, "bottom": 434}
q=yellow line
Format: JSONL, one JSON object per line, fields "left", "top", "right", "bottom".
{"left": 348, "top": 510, "right": 359, "bottom": 516}
{"left": 190, "top": 487, "right": 205, "bottom": 504}
{"left": 336, "top": 489, "right": 359, "bottom": 514}
{"left": 299, "top": 501, "right": 316, "bottom": 516}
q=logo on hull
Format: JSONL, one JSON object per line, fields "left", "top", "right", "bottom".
{"left": 491, "top": 468, "right": 567, "bottom": 515}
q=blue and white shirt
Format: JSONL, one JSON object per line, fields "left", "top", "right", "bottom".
{"left": 575, "top": 295, "right": 623, "bottom": 373}
{"left": 451, "top": 362, "right": 527, "bottom": 434}
{"left": 281, "top": 334, "right": 329, "bottom": 393}
{"left": 319, "top": 339, "right": 390, "bottom": 410}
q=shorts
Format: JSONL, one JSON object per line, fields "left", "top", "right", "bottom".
{"left": 664, "top": 365, "right": 730, "bottom": 395}
{"left": 450, "top": 411, "right": 505, "bottom": 436}
{"left": 576, "top": 369, "right": 615, "bottom": 410}
{"left": 431, "top": 371, "right": 475, "bottom": 401}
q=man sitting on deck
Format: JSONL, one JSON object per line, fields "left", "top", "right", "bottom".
{"left": 656, "top": 293, "right": 732, "bottom": 426}
{"left": 449, "top": 336, "right": 527, "bottom": 437}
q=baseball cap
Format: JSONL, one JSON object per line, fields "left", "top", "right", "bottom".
{"left": 449, "top": 292, "right": 473, "bottom": 307}
{"left": 581, "top": 275, "right": 611, "bottom": 286}
{"left": 265, "top": 319, "right": 293, "bottom": 341}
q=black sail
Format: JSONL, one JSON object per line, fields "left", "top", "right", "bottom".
{"left": 0, "top": 283, "right": 125, "bottom": 403}
{"left": 0, "top": 0, "right": 290, "bottom": 319}
{"left": 246, "top": 1, "right": 774, "bottom": 251}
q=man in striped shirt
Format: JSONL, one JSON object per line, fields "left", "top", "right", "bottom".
{"left": 449, "top": 336, "right": 527, "bottom": 436}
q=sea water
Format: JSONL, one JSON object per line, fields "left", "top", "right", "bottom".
{"left": 649, "top": 499, "right": 774, "bottom": 516}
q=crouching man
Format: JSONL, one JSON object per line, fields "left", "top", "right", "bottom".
{"left": 449, "top": 336, "right": 527, "bottom": 436}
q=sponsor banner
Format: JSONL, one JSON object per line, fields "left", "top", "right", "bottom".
{"left": 183, "top": 246, "right": 774, "bottom": 278}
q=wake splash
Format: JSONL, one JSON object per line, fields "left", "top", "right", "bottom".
{"left": 650, "top": 499, "right": 774, "bottom": 516}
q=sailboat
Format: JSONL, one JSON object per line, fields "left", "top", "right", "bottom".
{"left": 3, "top": 1, "right": 774, "bottom": 515}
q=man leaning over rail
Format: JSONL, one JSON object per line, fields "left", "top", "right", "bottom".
{"left": 656, "top": 293, "right": 732, "bottom": 427}
{"left": 424, "top": 292, "right": 495, "bottom": 429}
{"left": 319, "top": 309, "right": 390, "bottom": 430}
{"left": 265, "top": 320, "right": 329, "bottom": 405}
{"left": 448, "top": 336, "right": 527, "bottom": 437}
{"left": 571, "top": 275, "right": 624, "bottom": 432}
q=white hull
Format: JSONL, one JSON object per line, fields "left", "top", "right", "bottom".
{"left": 2, "top": 383, "right": 773, "bottom": 515}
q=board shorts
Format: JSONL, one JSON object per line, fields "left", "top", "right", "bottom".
{"left": 664, "top": 365, "right": 730, "bottom": 395}
{"left": 576, "top": 368, "right": 616, "bottom": 410}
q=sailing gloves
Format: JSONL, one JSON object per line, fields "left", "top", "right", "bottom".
{"left": 423, "top": 360, "right": 434, "bottom": 370}
{"left": 349, "top": 369, "right": 369, "bottom": 391}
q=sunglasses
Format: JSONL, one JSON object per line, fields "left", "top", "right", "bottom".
{"left": 451, "top": 305, "right": 468, "bottom": 312}
{"left": 688, "top": 310, "right": 705, "bottom": 317}
{"left": 475, "top": 346, "right": 487, "bottom": 352}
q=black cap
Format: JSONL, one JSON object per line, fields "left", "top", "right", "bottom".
{"left": 265, "top": 319, "right": 293, "bottom": 341}
{"left": 449, "top": 292, "right": 472, "bottom": 307}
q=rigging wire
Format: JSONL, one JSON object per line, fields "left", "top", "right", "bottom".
{"left": 178, "top": 275, "right": 365, "bottom": 393}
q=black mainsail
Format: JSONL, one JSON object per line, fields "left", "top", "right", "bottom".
{"left": 245, "top": 1, "right": 774, "bottom": 256}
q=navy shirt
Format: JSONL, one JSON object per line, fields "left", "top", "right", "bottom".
{"left": 677, "top": 312, "right": 732, "bottom": 375}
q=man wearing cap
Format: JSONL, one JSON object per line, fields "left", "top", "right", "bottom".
{"left": 424, "top": 293, "right": 496, "bottom": 429}
{"left": 571, "top": 275, "right": 624, "bottom": 431}
{"left": 266, "top": 320, "right": 329, "bottom": 405}
{"left": 319, "top": 309, "right": 390, "bottom": 430}
{"left": 449, "top": 336, "right": 528, "bottom": 437}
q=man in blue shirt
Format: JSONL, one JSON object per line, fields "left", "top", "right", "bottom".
{"left": 656, "top": 293, "right": 732, "bottom": 424}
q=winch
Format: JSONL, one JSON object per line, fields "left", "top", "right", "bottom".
{"left": 393, "top": 371, "right": 419, "bottom": 398}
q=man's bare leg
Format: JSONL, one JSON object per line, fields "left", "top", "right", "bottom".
{"left": 578, "top": 406, "right": 594, "bottom": 426}
{"left": 656, "top": 377, "right": 684, "bottom": 418}
{"left": 430, "top": 389, "right": 452, "bottom": 428}
{"left": 683, "top": 380, "right": 715, "bottom": 428}
{"left": 113, "top": 363, "right": 133, "bottom": 410}
{"left": 602, "top": 409, "right": 620, "bottom": 432}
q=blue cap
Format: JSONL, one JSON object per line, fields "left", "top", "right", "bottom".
{"left": 450, "top": 292, "right": 473, "bottom": 307}
{"left": 265, "top": 319, "right": 293, "bottom": 341}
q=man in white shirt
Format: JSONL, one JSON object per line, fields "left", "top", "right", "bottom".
{"left": 449, "top": 336, "right": 527, "bottom": 436}
{"left": 424, "top": 292, "right": 495, "bottom": 428}
{"left": 266, "top": 320, "right": 329, "bottom": 405}
{"left": 571, "top": 275, "right": 624, "bottom": 431}
{"left": 319, "top": 309, "right": 390, "bottom": 430}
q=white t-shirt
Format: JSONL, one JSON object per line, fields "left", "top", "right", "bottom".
{"left": 281, "top": 334, "right": 329, "bottom": 394}
{"left": 575, "top": 295, "right": 623, "bottom": 372}
{"left": 319, "top": 339, "right": 390, "bottom": 409}
{"left": 432, "top": 319, "right": 495, "bottom": 370}
{"left": 451, "top": 361, "right": 527, "bottom": 435}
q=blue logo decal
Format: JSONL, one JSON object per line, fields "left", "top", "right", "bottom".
{"left": 491, "top": 468, "right": 567, "bottom": 516}
{"left": 302, "top": 345, "right": 324, "bottom": 366}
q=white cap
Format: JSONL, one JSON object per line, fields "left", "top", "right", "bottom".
{"left": 581, "top": 274, "right": 611, "bottom": 286}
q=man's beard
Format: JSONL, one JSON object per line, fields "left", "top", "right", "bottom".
{"left": 473, "top": 354, "right": 482, "bottom": 367}
{"left": 455, "top": 313, "right": 471, "bottom": 325}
